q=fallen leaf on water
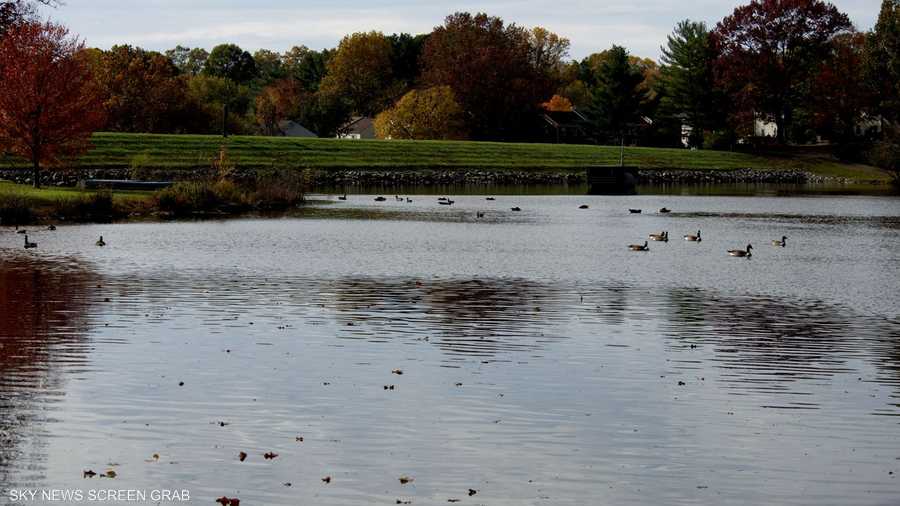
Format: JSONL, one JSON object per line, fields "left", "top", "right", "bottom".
{"left": 101, "top": 470, "right": 117, "bottom": 478}
{"left": 283, "top": 482, "right": 292, "bottom": 487}
{"left": 83, "top": 470, "right": 96, "bottom": 478}
{"left": 263, "top": 452, "right": 278, "bottom": 460}
{"left": 238, "top": 452, "right": 247, "bottom": 462}
{"left": 468, "top": 489, "right": 477, "bottom": 496}
{"left": 384, "top": 385, "right": 395, "bottom": 390}
{"left": 447, "top": 500, "right": 460, "bottom": 503}
{"left": 215, "top": 497, "right": 240, "bottom": 506}
{"left": 399, "top": 475, "right": 414, "bottom": 485}
{"left": 295, "top": 436, "right": 304, "bottom": 442}
{"left": 322, "top": 476, "right": 332, "bottom": 484}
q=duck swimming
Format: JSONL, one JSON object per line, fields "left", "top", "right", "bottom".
{"left": 629, "top": 241, "right": 649, "bottom": 251}
{"left": 728, "top": 244, "right": 752, "bottom": 257}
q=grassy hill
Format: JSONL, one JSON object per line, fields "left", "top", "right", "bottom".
{"left": 0, "top": 132, "right": 890, "bottom": 181}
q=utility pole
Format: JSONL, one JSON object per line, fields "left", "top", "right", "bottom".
{"left": 222, "top": 103, "right": 229, "bottom": 138}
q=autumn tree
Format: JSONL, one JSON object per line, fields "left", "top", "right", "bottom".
{"left": 255, "top": 78, "right": 304, "bottom": 135}
{"left": 91, "top": 45, "right": 194, "bottom": 133}
{"left": 0, "top": 0, "right": 56, "bottom": 38}
{"left": 421, "top": 12, "right": 553, "bottom": 140}
{"left": 374, "top": 86, "right": 467, "bottom": 140}
{"left": 318, "top": 31, "right": 399, "bottom": 116}
{"left": 587, "top": 45, "right": 647, "bottom": 143}
{"left": 528, "top": 27, "right": 570, "bottom": 82}
{"left": 204, "top": 43, "right": 258, "bottom": 84}
{"left": 658, "top": 20, "right": 719, "bottom": 147}
{"left": 713, "top": 0, "right": 853, "bottom": 143}
{"left": 866, "top": 0, "right": 900, "bottom": 122}
{"left": 0, "top": 22, "right": 104, "bottom": 187}
{"left": 810, "top": 33, "right": 875, "bottom": 144}
{"left": 541, "top": 95, "right": 574, "bottom": 112}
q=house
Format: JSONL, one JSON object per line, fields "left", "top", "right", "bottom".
{"left": 540, "top": 109, "right": 591, "bottom": 144}
{"left": 276, "top": 120, "right": 317, "bottom": 138}
{"left": 337, "top": 116, "right": 376, "bottom": 140}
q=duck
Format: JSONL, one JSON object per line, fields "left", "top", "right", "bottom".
{"left": 510, "top": 206, "right": 522, "bottom": 212}
{"left": 337, "top": 194, "right": 347, "bottom": 201}
{"left": 23, "top": 235, "right": 37, "bottom": 249}
{"left": 649, "top": 231, "right": 668, "bottom": 242}
{"left": 374, "top": 196, "right": 387, "bottom": 202}
{"left": 485, "top": 197, "right": 496, "bottom": 201}
{"left": 579, "top": 204, "right": 589, "bottom": 209}
{"left": 96, "top": 236, "right": 106, "bottom": 247}
{"left": 772, "top": 235, "right": 787, "bottom": 247}
{"left": 684, "top": 230, "right": 701, "bottom": 242}
{"left": 47, "top": 224, "right": 56, "bottom": 231}
{"left": 629, "top": 209, "right": 642, "bottom": 214}
{"left": 629, "top": 241, "right": 649, "bottom": 251}
{"left": 659, "top": 207, "right": 671, "bottom": 213}
{"left": 728, "top": 244, "right": 752, "bottom": 257}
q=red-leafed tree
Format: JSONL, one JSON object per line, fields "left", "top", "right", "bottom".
{"left": 421, "top": 12, "right": 554, "bottom": 140}
{"left": 0, "top": 21, "right": 104, "bottom": 187}
{"left": 712, "top": 0, "right": 853, "bottom": 143}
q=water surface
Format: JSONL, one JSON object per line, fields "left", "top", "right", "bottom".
{"left": 1, "top": 193, "right": 899, "bottom": 505}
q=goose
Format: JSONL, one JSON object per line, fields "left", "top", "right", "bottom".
{"left": 629, "top": 209, "right": 642, "bottom": 214}
{"left": 649, "top": 231, "right": 668, "bottom": 242}
{"left": 629, "top": 241, "right": 649, "bottom": 251}
{"left": 406, "top": 198, "right": 412, "bottom": 203}
{"left": 96, "top": 236, "right": 106, "bottom": 247}
{"left": 772, "top": 235, "right": 787, "bottom": 247}
{"left": 395, "top": 195, "right": 402, "bottom": 201}
{"left": 728, "top": 244, "right": 752, "bottom": 257}
{"left": 684, "top": 230, "right": 701, "bottom": 242}
{"left": 485, "top": 197, "right": 496, "bottom": 201}
{"left": 16, "top": 225, "right": 26, "bottom": 234}
{"left": 23, "top": 235, "right": 37, "bottom": 249}
{"left": 476, "top": 211, "right": 485, "bottom": 218}
{"left": 659, "top": 207, "right": 671, "bottom": 213}
{"left": 338, "top": 194, "right": 347, "bottom": 201}
{"left": 510, "top": 206, "right": 522, "bottom": 212}
{"left": 374, "top": 196, "right": 387, "bottom": 202}
{"left": 47, "top": 224, "right": 56, "bottom": 231}
{"left": 438, "top": 197, "right": 448, "bottom": 201}
{"left": 439, "top": 199, "right": 454, "bottom": 205}
{"left": 579, "top": 204, "right": 589, "bottom": 209}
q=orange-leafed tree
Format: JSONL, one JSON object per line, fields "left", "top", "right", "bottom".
{"left": 0, "top": 21, "right": 105, "bottom": 188}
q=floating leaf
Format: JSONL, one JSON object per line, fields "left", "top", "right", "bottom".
{"left": 238, "top": 452, "right": 247, "bottom": 462}
{"left": 399, "top": 475, "right": 414, "bottom": 485}
{"left": 322, "top": 476, "right": 332, "bottom": 483}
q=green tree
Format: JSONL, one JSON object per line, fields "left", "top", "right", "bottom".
{"left": 588, "top": 45, "right": 647, "bottom": 143}
{"left": 252, "top": 48, "right": 285, "bottom": 85}
{"left": 866, "top": 0, "right": 900, "bottom": 122}
{"left": 204, "top": 43, "right": 257, "bottom": 84}
{"left": 658, "top": 20, "right": 718, "bottom": 147}
{"left": 282, "top": 45, "right": 332, "bottom": 91}
{"left": 165, "top": 45, "right": 208, "bottom": 76}
{"left": 388, "top": 33, "right": 428, "bottom": 87}
{"left": 374, "top": 86, "right": 467, "bottom": 140}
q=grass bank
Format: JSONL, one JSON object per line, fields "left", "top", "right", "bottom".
{"left": 0, "top": 132, "right": 890, "bottom": 181}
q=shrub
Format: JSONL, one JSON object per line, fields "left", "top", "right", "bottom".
{"left": 0, "top": 190, "right": 33, "bottom": 225}
{"left": 53, "top": 191, "right": 116, "bottom": 221}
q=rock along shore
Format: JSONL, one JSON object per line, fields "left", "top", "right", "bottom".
{"left": 0, "top": 166, "right": 860, "bottom": 187}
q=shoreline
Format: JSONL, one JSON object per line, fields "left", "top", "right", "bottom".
{"left": 0, "top": 166, "right": 888, "bottom": 188}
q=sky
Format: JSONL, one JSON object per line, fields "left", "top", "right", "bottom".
{"left": 39, "top": 0, "right": 882, "bottom": 61}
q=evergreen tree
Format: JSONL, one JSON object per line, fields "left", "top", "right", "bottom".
{"left": 866, "top": 0, "right": 900, "bottom": 122}
{"left": 588, "top": 45, "right": 646, "bottom": 144}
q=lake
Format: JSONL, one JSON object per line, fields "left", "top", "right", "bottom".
{"left": 2, "top": 192, "right": 899, "bottom": 505}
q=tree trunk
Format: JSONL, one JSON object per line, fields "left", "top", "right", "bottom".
{"left": 32, "top": 158, "right": 40, "bottom": 189}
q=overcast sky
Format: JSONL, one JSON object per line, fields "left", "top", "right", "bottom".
{"left": 39, "top": 0, "right": 881, "bottom": 60}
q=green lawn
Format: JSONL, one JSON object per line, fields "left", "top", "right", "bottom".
{"left": 0, "top": 132, "right": 890, "bottom": 181}
{"left": 0, "top": 181, "right": 149, "bottom": 203}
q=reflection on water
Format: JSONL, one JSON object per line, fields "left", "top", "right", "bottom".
{"left": 1, "top": 193, "right": 900, "bottom": 505}
{"left": 0, "top": 256, "right": 100, "bottom": 486}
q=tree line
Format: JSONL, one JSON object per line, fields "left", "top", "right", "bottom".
{"left": 1, "top": 0, "right": 899, "bottom": 186}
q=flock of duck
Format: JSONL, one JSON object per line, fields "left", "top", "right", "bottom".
{"left": 361, "top": 196, "right": 788, "bottom": 259}
{"left": 10, "top": 225, "right": 105, "bottom": 250}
